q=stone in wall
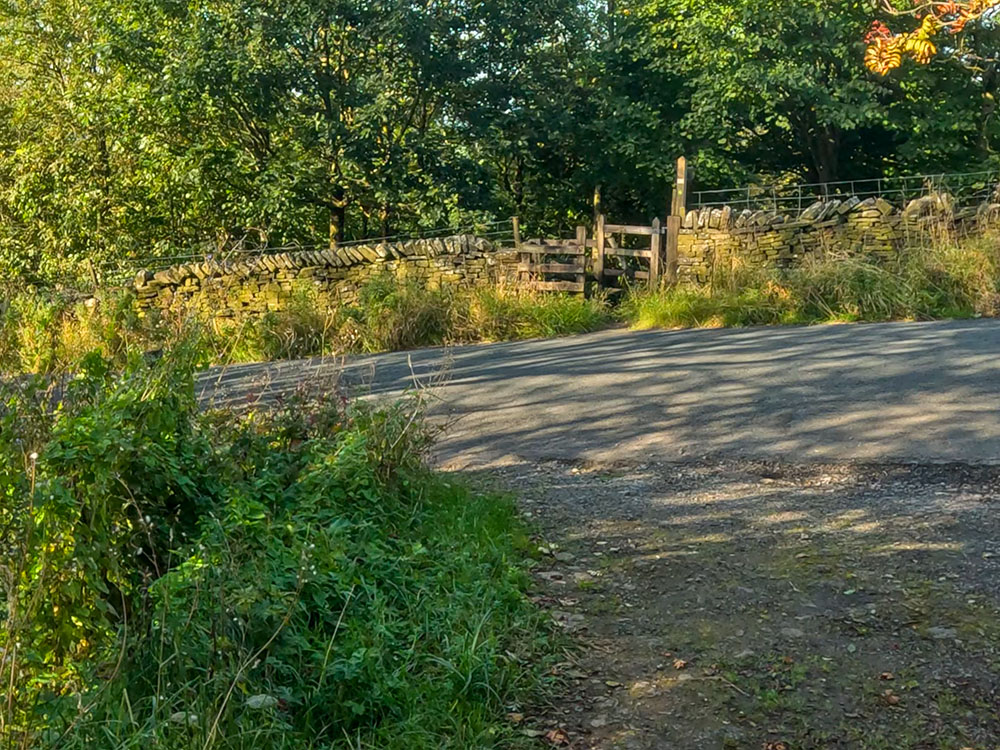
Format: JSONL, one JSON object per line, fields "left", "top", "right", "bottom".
{"left": 132, "top": 235, "right": 519, "bottom": 317}
{"left": 675, "top": 192, "right": 995, "bottom": 284}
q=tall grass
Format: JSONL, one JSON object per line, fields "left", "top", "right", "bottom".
{"left": 9, "top": 230, "right": 999, "bottom": 376}
{"left": 0, "top": 280, "right": 612, "bottom": 375}
{"left": 622, "top": 233, "right": 1000, "bottom": 329}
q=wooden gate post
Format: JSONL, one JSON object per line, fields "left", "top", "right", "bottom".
{"left": 665, "top": 156, "right": 691, "bottom": 285}
{"left": 594, "top": 213, "right": 606, "bottom": 291}
{"left": 576, "top": 225, "right": 588, "bottom": 294}
{"left": 670, "top": 156, "right": 692, "bottom": 217}
{"left": 665, "top": 215, "right": 680, "bottom": 284}
{"left": 649, "top": 217, "right": 662, "bottom": 287}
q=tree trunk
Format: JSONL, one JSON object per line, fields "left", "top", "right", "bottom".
{"left": 979, "top": 65, "right": 998, "bottom": 156}
{"left": 514, "top": 158, "right": 525, "bottom": 217}
{"left": 804, "top": 123, "right": 840, "bottom": 184}
{"left": 329, "top": 204, "right": 345, "bottom": 247}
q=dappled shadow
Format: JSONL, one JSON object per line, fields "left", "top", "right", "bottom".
{"left": 458, "top": 458, "right": 1000, "bottom": 749}
{"left": 200, "top": 319, "right": 1000, "bottom": 465}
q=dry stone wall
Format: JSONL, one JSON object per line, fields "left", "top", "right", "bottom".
{"left": 676, "top": 194, "right": 1000, "bottom": 283}
{"left": 133, "top": 235, "right": 517, "bottom": 316}
{"left": 130, "top": 193, "right": 1000, "bottom": 313}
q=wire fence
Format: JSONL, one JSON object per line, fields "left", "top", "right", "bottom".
{"left": 690, "top": 169, "right": 1000, "bottom": 213}
{"left": 52, "top": 167, "right": 1000, "bottom": 289}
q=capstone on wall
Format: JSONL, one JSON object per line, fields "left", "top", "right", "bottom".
{"left": 676, "top": 194, "right": 999, "bottom": 283}
{"left": 132, "top": 235, "right": 517, "bottom": 316}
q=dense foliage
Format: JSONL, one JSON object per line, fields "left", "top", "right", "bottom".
{"left": 2, "top": 0, "right": 999, "bottom": 282}
{"left": 0, "top": 350, "right": 553, "bottom": 748}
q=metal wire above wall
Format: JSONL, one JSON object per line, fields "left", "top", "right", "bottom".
{"left": 690, "top": 170, "right": 1000, "bottom": 214}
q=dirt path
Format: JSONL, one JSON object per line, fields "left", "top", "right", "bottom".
{"left": 469, "top": 459, "right": 1000, "bottom": 750}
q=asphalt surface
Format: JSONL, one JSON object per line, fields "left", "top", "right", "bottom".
{"left": 199, "top": 319, "right": 1000, "bottom": 467}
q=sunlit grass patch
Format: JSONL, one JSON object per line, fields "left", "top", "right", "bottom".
{"left": 621, "top": 231, "right": 1000, "bottom": 331}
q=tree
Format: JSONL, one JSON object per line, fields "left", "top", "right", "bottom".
{"left": 865, "top": 0, "right": 1000, "bottom": 75}
{"left": 116, "top": 0, "right": 587, "bottom": 244}
{"left": 0, "top": 0, "right": 594, "bottom": 278}
{"left": 2, "top": 0, "right": 999, "bottom": 284}
{"left": 0, "top": 0, "right": 163, "bottom": 278}
{"left": 623, "top": 0, "right": 895, "bottom": 185}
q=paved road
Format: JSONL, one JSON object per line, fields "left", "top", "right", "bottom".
{"left": 199, "top": 319, "right": 1000, "bottom": 466}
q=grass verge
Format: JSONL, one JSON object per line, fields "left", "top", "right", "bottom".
{"left": 8, "top": 231, "right": 1000, "bottom": 376}
{"left": 0, "top": 279, "right": 612, "bottom": 374}
{"left": 0, "top": 348, "right": 555, "bottom": 748}
{"left": 621, "top": 235, "right": 1000, "bottom": 330}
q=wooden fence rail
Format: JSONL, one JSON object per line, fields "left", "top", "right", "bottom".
{"left": 515, "top": 216, "right": 669, "bottom": 294}
{"left": 513, "top": 154, "right": 692, "bottom": 294}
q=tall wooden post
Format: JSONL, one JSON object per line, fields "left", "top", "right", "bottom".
{"left": 649, "top": 218, "right": 662, "bottom": 287}
{"left": 594, "top": 213, "right": 606, "bottom": 291}
{"left": 575, "top": 225, "right": 588, "bottom": 295}
{"left": 665, "top": 156, "right": 691, "bottom": 285}
{"left": 670, "top": 156, "right": 692, "bottom": 217}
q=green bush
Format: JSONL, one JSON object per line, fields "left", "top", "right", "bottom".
{"left": 0, "top": 349, "right": 552, "bottom": 749}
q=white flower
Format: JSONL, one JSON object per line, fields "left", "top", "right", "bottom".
{"left": 28, "top": 452, "right": 38, "bottom": 461}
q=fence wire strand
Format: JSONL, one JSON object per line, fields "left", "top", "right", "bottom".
{"left": 691, "top": 169, "right": 1000, "bottom": 213}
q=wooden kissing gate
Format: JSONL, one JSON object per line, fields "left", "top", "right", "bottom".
{"left": 514, "top": 156, "right": 692, "bottom": 296}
